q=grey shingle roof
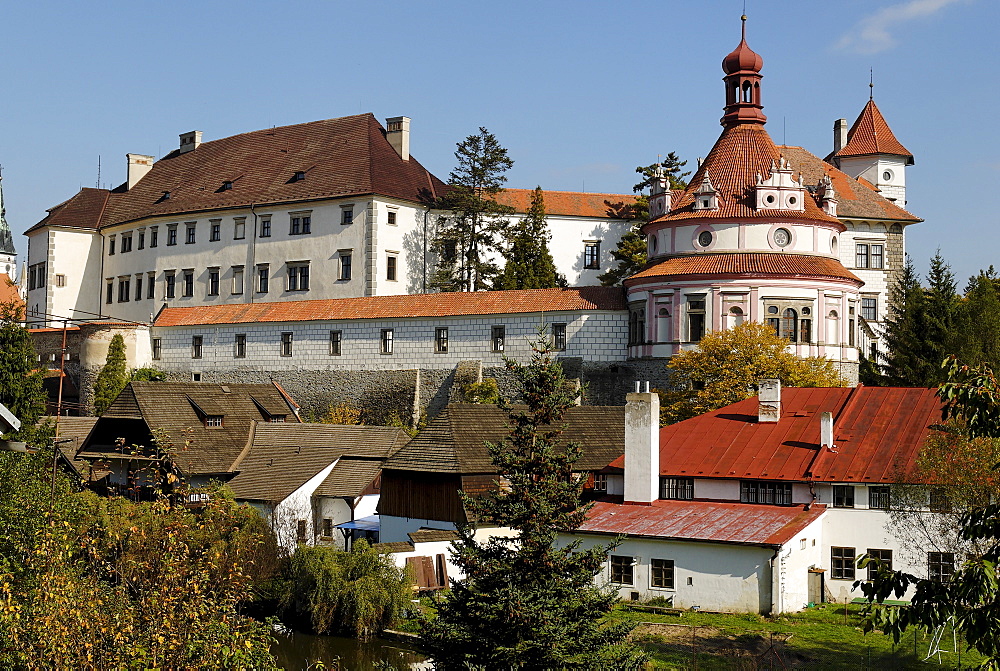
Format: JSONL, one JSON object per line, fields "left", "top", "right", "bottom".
{"left": 314, "top": 459, "right": 383, "bottom": 498}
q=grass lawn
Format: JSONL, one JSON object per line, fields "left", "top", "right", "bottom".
{"left": 612, "top": 602, "right": 985, "bottom": 669}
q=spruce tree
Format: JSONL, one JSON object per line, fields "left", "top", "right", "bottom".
{"left": 498, "top": 187, "right": 563, "bottom": 290}
{"left": 877, "top": 256, "right": 937, "bottom": 386}
{"left": 92, "top": 334, "right": 129, "bottom": 416}
{"left": 0, "top": 301, "right": 46, "bottom": 438}
{"left": 956, "top": 269, "right": 1000, "bottom": 371}
{"left": 419, "top": 335, "right": 645, "bottom": 670}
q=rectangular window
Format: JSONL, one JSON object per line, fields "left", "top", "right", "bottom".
{"left": 687, "top": 298, "right": 706, "bottom": 342}
{"left": 492, "top": 326, "right": 505, "bottom": 352}
{"left": 167, "top": 225, "right": 178, "bottom": 246}
{"left": 207, "top": 268, "right": 220, "bottom": 296}
{"left": 660, "top": 477, "right": 694, "bottom": 500}
{"left": 165, "top": 272, "right": 176, "bottom": 299}
{"left": 289, "top": 213, "right": 312, "bottom": 235}
{"left": 552, "top": 323, "right": 567, "bottom": 351}
{"left": 831, "top": 546, "right": 856, "bottom": 580}
{"left": 740, "top": 480, "right": 793, "bottom": 505}
{"left": 341, "top": 207, "right": 354, "bottom": 225}
{"left": 339, "top": 252, "right": 352, "bottom": 281}
{"left": 182, "top": 270, "right": 194, "bottom": 297}
{"left": 134, "top": 275, "right": 143, "bottom": 301}
{"left": 137, "top": 231, "right": 145, "bottom": 250}
{"left": 584, "top": 242, "right": 600, "bottom": 269}
{"left": 234, "top": 218, "right": 246, "bottom": 240}
{"left": 185, "top": 223, "right": 196, "bottom": 244}
{"left": 593, "top": 473, "right": 608, "bottom": 492}
{"left": 871, "top": 244, "right": 884, "bottom": 269}
{"left": 121, "top": 234, "right": 133, "bottom": 253}
{"left": 387, "top": 210, "right": 397, "bottom": 226}
{"left": 849, "top": 306, "right": 856, "bottom": 347}
{"left": 381, "top": 329, "right": 393, "bottom": 355}
{"left": 930, "top": 488, "right": 952, "bottom": 512}
{"left": 257, "top": 265, "right": 269, "bottom": 293}
{"left": 833, "top": 485, "right": 855, "bottom": 508}
{"left": 928, "top": 552, "right": 955, "bottom": 582}
{"left": 151, "top": 338, "right": 161, "bottom": 360}
{"left": 209, "top": 220, "right": 221, "bottom": 241}
{"left": 280, "top": 332, "right": 293, "bottom": 357}
{"left": 205, "top": 415, "right": 223, "bottom": 428}
{"left": 800, "top": 318, "right": 811, "bottom": 343}
{"left": 610, "top": 555, "right": 634, "bottom": 585}
{"left": 55, "top": 274, "right": 66, "bottom": 287}
{"left": 866, "top": 549, "right": 892, "bottom": 581}
{"left": 861, "top": 297, "right": 877, "bottom": 321}
{"left": 651, "top": 559, "right": 675, "bottom": 589}
{"left": 108, "top": 237, "right": 116, "bottom": 255}
{"left": 150, "top": 227, "right": 159, "bottom": 248}
{"left": 869, "top": 486, "right": 891, "bottom": 510}
{"left": 287, "top": 263, "right": 310, "bottom": 291}
{"left": 232, "top": 267, "right": 244, "bottom": 295}
{"left": 234, "top": 334, "right": 246, "bottom": 358}
{"left": 387, "top": 255, "right": 398, "bottom": 281}
{"left": 192, "top": 335, "right": 203, "bottom": 359}
{"left": 29, "top": 263, "right": 47, "bottom": 290}
{"left": 329, "top": 330, "right": 342, "bottom": 356}
{"left": 260, "top": 217, "right": 271, "bottom": 237}
{"left": 118, "top": 277, "right": 130, "bottom": 303}
{"left": 297, "top": 520, "right": 307, "bottom": 544}
{"left": 106, "top": 280, "right": 114, "bottom": 305}
{"left": 856, "top": 243, "right": 869, "bottom": 268}
{"left": 147, "top": 272, "right": 155, "bottom": 299}
{"left": 323, "top": 518, "right": 333, "bottom": 537}
{"left": 435, "top": 327, "right": 449, "bottom": 353}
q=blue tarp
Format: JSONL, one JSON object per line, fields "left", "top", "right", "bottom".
{"left": 335, "top": 515, "right": 380, "bottom": 532}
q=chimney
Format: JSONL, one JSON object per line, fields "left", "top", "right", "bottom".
{"left": 820, "top": 411, "right": 836, "bottom": 452}
{"left": 833, "top": 119, "right": 848, "bottom": 154}
{"left": 179, "top": 130, "right": 203, "bottom": 154}
{"left": 385, "top": 116, "right": 410, "bottom": 161}
{"left": 126, "top": 153, "right": 154, "bottom": 190}
{"left": 757, "top": 379, "right": 781, "bottom": 423}
{"left": 624, "top": 382, "right": 660, "bottom": 505}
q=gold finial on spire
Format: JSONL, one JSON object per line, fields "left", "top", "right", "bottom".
{"left": 869, "top": 68, "right": 874, "bottom": 100}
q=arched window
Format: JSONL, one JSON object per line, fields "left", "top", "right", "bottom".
{"left": 657, "top": 307, "right": 671, "bottom": 343}
{"left": 781, "top": 308, "right": 798, "bottom": 342}
{"left": 742, "top": 81, "right": 752, "bottom": 103}
{"left": 729, "top": 306, "right": 744, "bottom": 328}
{"left": 826, "top": 310, "right": 840, "bottom": 346}
{"left": 629, "top": 308, "right": 646, "bottom": 346}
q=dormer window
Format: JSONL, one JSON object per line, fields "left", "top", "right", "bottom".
{"left": 293, "top": 171, "right": 305, "bottom": 182}
{"left": 205, "top": 416, "right": 223, "bottom": 428}
{"left": 755, "top": 158, "right": 805, "bottom": 212}
{"left": 691, "top": 174, "right": 720, "bottom": 211}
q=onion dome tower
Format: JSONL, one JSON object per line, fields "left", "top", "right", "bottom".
{"left": 624, "top": 17, "right": 864, "bottom": 382}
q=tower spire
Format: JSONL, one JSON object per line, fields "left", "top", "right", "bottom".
{"left": 721, "top": 15, "right": 766, "bottom": 126}
{"left": 0, "top": 172, "right": 17, "bottom": 279}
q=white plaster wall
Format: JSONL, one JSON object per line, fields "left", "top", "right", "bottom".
{"left": 773, "top": 514, "right": 826, "bottom": 612}
{"left": 315, "top": 494, "right": 382, "bottom": 550}
{"left": 26, "top": 227, "right": 104, "bottom": 328}
{"left": 262, "top": 459, "right": 338, "bottom": 552}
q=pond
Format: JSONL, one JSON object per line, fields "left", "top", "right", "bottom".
{"left": 271, "top": 628, "right": 429, "bottom": 670}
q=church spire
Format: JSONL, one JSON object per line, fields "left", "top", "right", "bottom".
{"left": 0, "top": 172, "right": 16, "bottom": 279}
{"left": 721, "top": 15, "right": 767, "bottom": 126}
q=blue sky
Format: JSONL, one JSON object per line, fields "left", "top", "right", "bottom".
{"left": 0, "top": 0, "right": 989, "bottom": 283}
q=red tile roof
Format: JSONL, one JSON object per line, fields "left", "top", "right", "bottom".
{"left": 625, "top": 252, "right": 862, "bottom": 286}
{"left": 578, "top": 499, "right": 825, "bottom": 547}
{"left": 609, "top": 386, "right": 941, "bottom": 484}
{"left": 493, "top": 189, "right": 638, "bottom": 219}
{"left": 835, "top": 100, "right": 913, "bottom": 163}
{"left": 154, "top": 286, "right": 627, "bottom": 327}
{"left": 0, "top": 277, "right": 22, "bottom": 307}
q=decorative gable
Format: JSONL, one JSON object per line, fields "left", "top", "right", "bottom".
{"left": 691, "top": 175, "right": 720, "bottom": 212}
{"left": 816, "top": 175, "right": 838, "bottom": 217}
{"left": 755, "top": 158, "right": 805, "bottom": 212}
{"left": 648, "top": 166, "right": 672, "bottom": 218}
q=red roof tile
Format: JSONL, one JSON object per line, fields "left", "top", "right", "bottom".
{"left": 154, "top": 286, "right": 627, "bottom": 327}
{"left": 625, "top": 252, "right": 862, "bottom": 285}
{"left": 493, "top": 189, "right": 637, "bottom": 219}
{"left": 578, "top": 499, "right": 825, "bottom": 547}
{"left": 835, "top": 100, "right": 913, "bottom": 162}
{"left": 609, "top": 386, "right": 941, "bottom": 484}
{"left": 0, "top": 277, "right": 22, "bottom": 307}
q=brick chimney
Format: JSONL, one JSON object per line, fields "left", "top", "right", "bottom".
{"left": 624, "top": 382, "right": 660, "bottom": 505}
{"left": 179, "top": 130, "right": 203, "bottom": 154}
{"left": 126, "top": 154, "right": 154, "bottom": 190}
{"left": 385, "top": 116, "right": 410, "bottom": 161}
{"left": 757, "top": 379, "right": 781, "bottom": 423}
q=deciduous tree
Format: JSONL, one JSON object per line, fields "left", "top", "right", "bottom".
{"left": 0, "top": 301, "right": 46, "bottom": 439}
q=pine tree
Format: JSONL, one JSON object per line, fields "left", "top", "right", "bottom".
{"left": 498, "top": 187, "right": 564, "bottom": 290}
{"left": 0, "top": 301, "right": 46, "bottom": 439}
{"left": 92, "top": 334, "right": 129, "bottom": 416}
{"left": 877, "top": 256, "right": 937, "bottom": 386}
{"left": 432, "top": 128, "right": 514, "bottom": 292}
{"left": 419, "top": 334, "right": 645, "bottom": 670}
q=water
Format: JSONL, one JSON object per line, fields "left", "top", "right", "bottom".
{"left": 270, "top": 629, "right": 429, "bottom": 670}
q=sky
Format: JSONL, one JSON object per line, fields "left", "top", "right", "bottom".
{"left": 0, "top": 0, "right": 992, "bottom": 284}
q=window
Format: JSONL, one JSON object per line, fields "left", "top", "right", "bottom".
{"left": 629, "top": 307, "right": 646, "bottom": 346}
{"left": 651, "top": 559, "right": 675, "bottom": 589}
{"left": 106, "top": 281, "right": 114, "bottom": 305}
{"left": 339, "top": 252, "right": 352, "bottom": 281}
{"left": 492, "top": 326, "right": 505, "bottom": 352}
{"left": 28, "top": 263, "right": 46, "bottom": 290}
{"left": 871, "top": 244, "right": 884, "bottom": 269}
{"left": 232, "top": 266, "right": 244, "bottom": 295}
{"left": 121, "top": 234, "right": 133, "bottom": 253}
{"left": 928, "top": 552, "right": 955, "bottom": 582}
{"left": 435, "top": 327, "right": 449, "bottom": 353}
{"left": 442, "top": 240, "right": 458, "bottom": 264}
{"left": 687, "top": 297, "right": 706, "bottom": 342}
{"left": 329, "top": 330, "right": 342, "bottom": 356}
{"left": 257, "top": 265, "right": 269, "bottom": 293}
{"left": 147, "top": 272, "right": 155, "bottom": 299}
{"left": 610, "top": 555, "right": 634, "bottom": 585}
{"left": 380, "top": 329, "right": 393, "bottom": 355}
{"left": 322, "top": 518, "right": 334, "bottom": 537}
{"left": 780, "top": 308, "right": 798, "bottom": 342}
{"left": 593, "top": 473, "right": 607, "bottom": 492}
{"left": 866, "top": 549, "right": 892, "bottom": 581}
{"left": 150, "top": 227, "right": 158, "bottom": 248}
{"left": 165, "top": 271, "right": 176, "bottom": 299}
{"left": 134, "top": 275, "right": 143, "bottom": 301}
{"left": 740, "top": 481, "right": 793, "bottom": 505}
{"left": 552, "top": 323, "right": 567, "bottom": 351}
{"left": 182, "top": 270, "right": 194, "bottom": 297}
{"left": 869, "top": 486, "right": 891, "bottom": 510}
{"left": 930, "top": 488, "right": 952, "bottom": 512}
{"left": 151, "top": 338, "right": 161, "bottom": 360}
{"left": 584, "top": 242, "right": 600, "bottom": 269}
{"left": 185, "top": 223, "right": 196, "bottom": 244}
{"left": 856, "top": 243, "right": 869, "bottom": 268}
{"left": 861, "top": 297, "right": 877, "bottom": 321}
{"left": 55, "top": 274, "right": 66, "bottom": 287}
{"left": 108, "top": 237, "right": 116, "bottom": 255}
{"left": 660, "top": 477, "right": 694, "bottom": 500}
{"left": 137, "top": 231, "right": 145, "bottom": 250}
{"left": 234, "top": 334, "right": 247, "bottom": 358}
{"left": 289, "top": 213, "right": 311, "bottom": 235}
{"left": 205, "top": 415, "right": 223, "bottom": 428}
{"left": 387, "top": 210, "right": 397, "bottom": 226}
{"left": 831, "top": 547, "right": 856, "bottom": 580}
{"left": 387, "top": 255, "right": 398, "bottom": 281}
{"left": 210, "top": 219, "right": 221, "bottom": 241}
{"left": 192, "top": 335, "right": 203, "bottom": 359}
{"left": 167, "top": 224, "right": 178, "bottom": 246}
{"left": 207, "top": 268, "right": 220, "bottom": 296}
{"left": 341, "top": 207, "right": 354, "bottom": 224}
{"left": 833, "top": 485, "right": 855, "bottom": 508}
{"left": 297, "top": 520, "right": 307, "bottom": 544}
{"left": 234, "top": 217, "right": 246, "bottom": 240}
{"left": 280, "top": 332, "right": 293, "bottom": 357}
{"left": 287, "top": 263, "right": 310, "bottom": 291}
{"left": 118, "top": 277, "right": 130, "bottom": 303}
{"left": 259, "top": 217, "right": 271, "bottom": 237}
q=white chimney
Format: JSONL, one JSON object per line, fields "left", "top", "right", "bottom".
{"left": 179, "top": 130, "right": 203, "bottom": 154}
{"left": 624, "top": 384, "right": 660, "bottom": 505}
{"left": 833, "top": 119, "right": 848, "bottom": 154}
{"left": 385, "top": 116, "right": 410, "bottom": 161}
{"left": 757, "top": 379, "right": 781, "bottom": 423}
{"left": 820, "top": 411, "right": 836, "bottom": 452}
{"left": 126, "top": 153, "right": 154, "bottom": 190}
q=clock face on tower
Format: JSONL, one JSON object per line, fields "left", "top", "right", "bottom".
{"left": 773, "top": 228, "right": 791, "bottom": 247}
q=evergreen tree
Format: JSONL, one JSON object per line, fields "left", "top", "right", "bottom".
{"left": 955, "top": 269, "right": 1000, "bottom": 371}
{"left": 432, "top": 128, "right": 514, "bottom": 292}
{"left": 419, "top": 334, "right": 645, "bottom": 670}
{"left": 92, "top": 334, "right": 129, "bottom": 416}
{"left": 0, "top": 301, "right": 46, "bottom": 439}
{"left": 876, "top": 256, "right": 938, "bottom": 386}
{"left": 498, "top": 187, "right": 564, "bottom": 290}
{"left": 923, "top": 251, "right": 959, "bottom": 377}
